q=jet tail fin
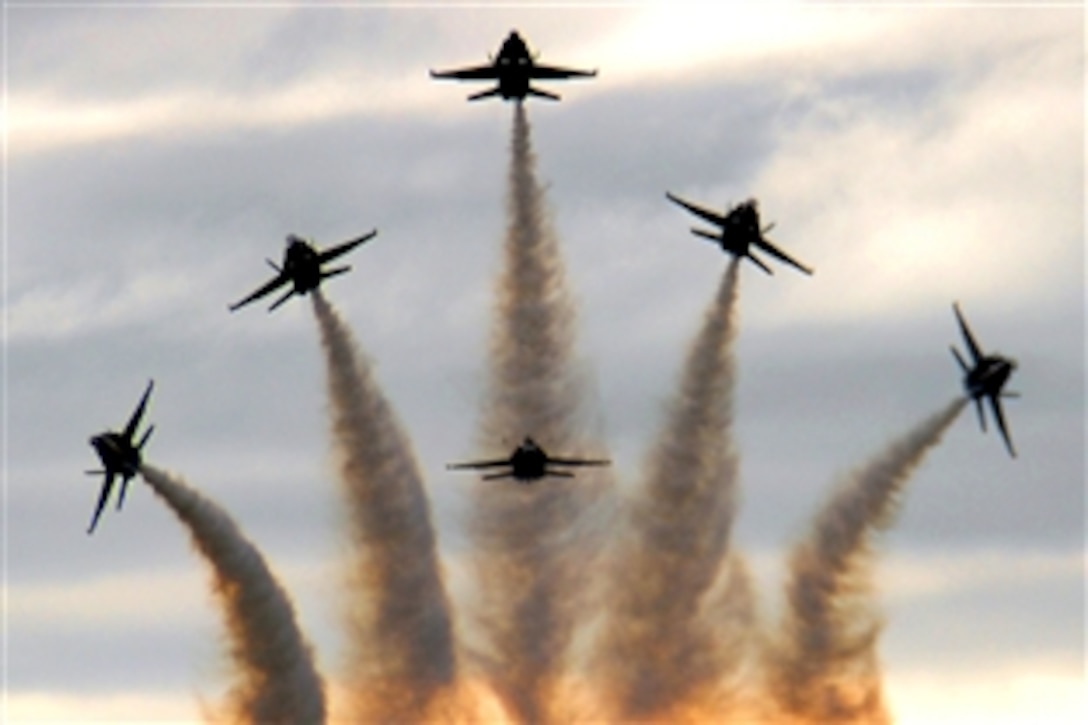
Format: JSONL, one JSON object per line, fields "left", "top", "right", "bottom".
{"left": 974, "top": 397, "right": 986, "bottom": 432}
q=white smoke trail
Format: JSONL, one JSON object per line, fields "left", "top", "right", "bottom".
{"left": 139, "top": 465, "right": 325, "bottom": 725}
{"left": 468, "top": 103, "right": 610, "bottom": 724}
{"left": 311, "top": 291, "right": 461, "bottom": 722}
{"left": 765, "top": 397, "right": 968, "bottom": 724}
{"left": 594, "top": 259, "right": 745, "bottom": 721}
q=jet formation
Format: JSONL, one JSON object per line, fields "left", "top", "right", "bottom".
{"left": 85, "top": 380, "right": 155, "bottom": 534}
{"left": 80, "top": 31, "right": 1023, "bottom": 535}
{"left": 229, "top": 231, "right": 378, "bottom": 312}
{"left": 447, "top": 437, "right": 610, "bottom": 482}
{"left": 950, "top": 302, "right": 1019, "bottom": 457}
{"left": 665, "top": 192, "right": 814, "bottom": 276}
{"left": 430, "top": 30, "right": 597, "bottom": 102}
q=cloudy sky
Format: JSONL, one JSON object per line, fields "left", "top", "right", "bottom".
{"left": 4, "top": 2, "right": 1084, "bottom": 722}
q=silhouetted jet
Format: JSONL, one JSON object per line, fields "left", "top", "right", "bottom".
{"left": 951, "top": 302, "right": 1019, "bottom": 457}
{"left": 447, "top": 437, "right": 609, "bottom": 482}
{"left": 430, "top": 30, "right": 596, "bottom": 102}
{"left": 229, "top": 230, "right": 377, "bottom": 312}
{"left": 665, "top": 192, "right": 813, "bottom": 275}
{"left": 85, "top": 380, "right": 154, "bottom": 534}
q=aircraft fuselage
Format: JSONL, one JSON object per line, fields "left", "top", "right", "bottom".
{"left": 90, "top": 433, "right": 141, "bottom": 477}
{"left": 282, "top": 238, "right": 323, "bottom": 294}
{"left": 508, "top": 443, "right": 549, "bottom": 481}
{"left": 964, "top": 356, "right": 1015, "bottom": 400}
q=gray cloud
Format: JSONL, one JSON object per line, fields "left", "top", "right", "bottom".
{"left": 7, "top": 5, "right": 1083, "bottom": 720}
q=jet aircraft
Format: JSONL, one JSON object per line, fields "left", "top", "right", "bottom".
{"left": 229, "top": 230, "right": 377, "bottom": 312}
{"left": 665, "top": 192, "right": 813, "bottom": 276}
{"left": 85, "top": 380, "right": 155, "bottom": 534}
{"left": 430, "top": 30, "right": 597, "bottom": 102}
{"left": 950, "top": 302, "right": 1019, "bottom": 457}
{"left": 447, "top": 437, "right": 610, "bottom": 482}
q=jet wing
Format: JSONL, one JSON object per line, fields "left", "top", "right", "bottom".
{"left": 988, "top": 394, "right": 1017, "bottom": 458}
{"left": 666, "top": 192, "right": 727, "bottom": 227}
{"left": 317, "top": 229, "right": 377, "bottom": 264}
{"left": 122, "top": 380, "right": 154, "bottom": 442}
{"left": 953, "top": 303, "right": 984, "bottom": 364}
{"left": 529, "top": 63, "right": 597, "bottom": 79}
{"left": 88, "top": 471, "right": 116, "bottom": 534}
{"left": 229, "top": 272, "right": 290, "bottom": 312}
{"left": 753, "top": 238, "right": 814, "bottom": 275}
{"left": 430, "top": 65, "right": 501, "bottom": 80}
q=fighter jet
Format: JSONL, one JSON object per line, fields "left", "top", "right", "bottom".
{"left": 950, "top": 302, "right": 1019, "bottom": 457}
{"left": 447, "top": 437, "right": 610, "bottom": 482}
{"left": 430, "top": 30, "right": 597, "bottom": 102}
{"left": 229, "top": 230, "right": 377, "bottom": 312}
{"left": 85, "top": 380, "right": 155, "bottom": 534}
{"left": 665, "top": 192, "right": 813, "bottom": 276}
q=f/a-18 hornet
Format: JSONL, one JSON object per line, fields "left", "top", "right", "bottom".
{"left": 229, "top": 230, "right": 377, "bottom": 312}
{"left": 950, "top": 302, "right": 1019, "bottom": 457}
{"left": 430, "top": 30, "right": 597, "bottom": 102}
{"left": 447, "top": 437, "right": 610, "bottom": 482}
{"left": 665, "top": 192, "right": 813, "bottom": 276}
{"left": 85, "top": 380, "right": 155, "bottom": 534}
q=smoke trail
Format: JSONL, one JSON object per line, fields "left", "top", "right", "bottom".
{"left": 468, "top": 103, "right": 607, "bottom": 724}
{"left": 594, "top": 259, "right": 745, "bottom": 721}
{"left": 311, "top": 291, "right": 460, "bottom": 722}
{"left": 139, "top": 465, "right": 325, "bottom": 725}
{"left": 765, "top": 397, "right": 968, "bottom": 724}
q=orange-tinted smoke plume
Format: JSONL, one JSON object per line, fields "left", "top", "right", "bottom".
{"left": 312, "top": 291, "right": 461, "bottom": 722}
{"left": 140, "top": 465, "right": 326, "bottom": 724}
{"left": 764, "top": 398, "right": 968, "bottom": 724}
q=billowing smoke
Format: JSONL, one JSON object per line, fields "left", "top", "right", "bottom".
{"left": 311, "top": 291, "right": 460, "bottom": 722}
{"left": 139, "top": 465, "right": 326, "bottom": 724}
{"left": 466, "top": 103, "right": 610, "bottom": 724}
{"left": 120, "top": 102, "right": 980, "bottom": 725}
{"left": 764, "top": 398, "right": 968, "bottom": 724}
{"left": 594, "top": 259, "right": 747, "bottom": 721}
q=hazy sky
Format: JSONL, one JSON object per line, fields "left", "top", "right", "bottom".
{"left": 4, "top": 2, "right": 1084, "bottom": 723}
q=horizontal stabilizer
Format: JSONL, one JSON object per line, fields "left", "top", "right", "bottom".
{"left": 320, "top": 266, "right": 351, "bottom": 281}
{"left": 266, "top": 259, "right": 282, "bottom": 273}
{"left": 525, "top": 85, "right": 560, "bottom": 101}
{"left": 691, "top": 228, "right": 721, "bottom": 244}
{"left": 267, "top": 287, "right": 296, "bottom": 312}
{"left": 138, "top": 426, "right": 154, "bottom": 451}
{"left": 468, "top": 86, "right": 503, "bottom": 101}
{"left": 745, "top": 253, "right": 774, "bottom": 275}
{"left": 951, "top": 346, "right": 970, "bottom": 373}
